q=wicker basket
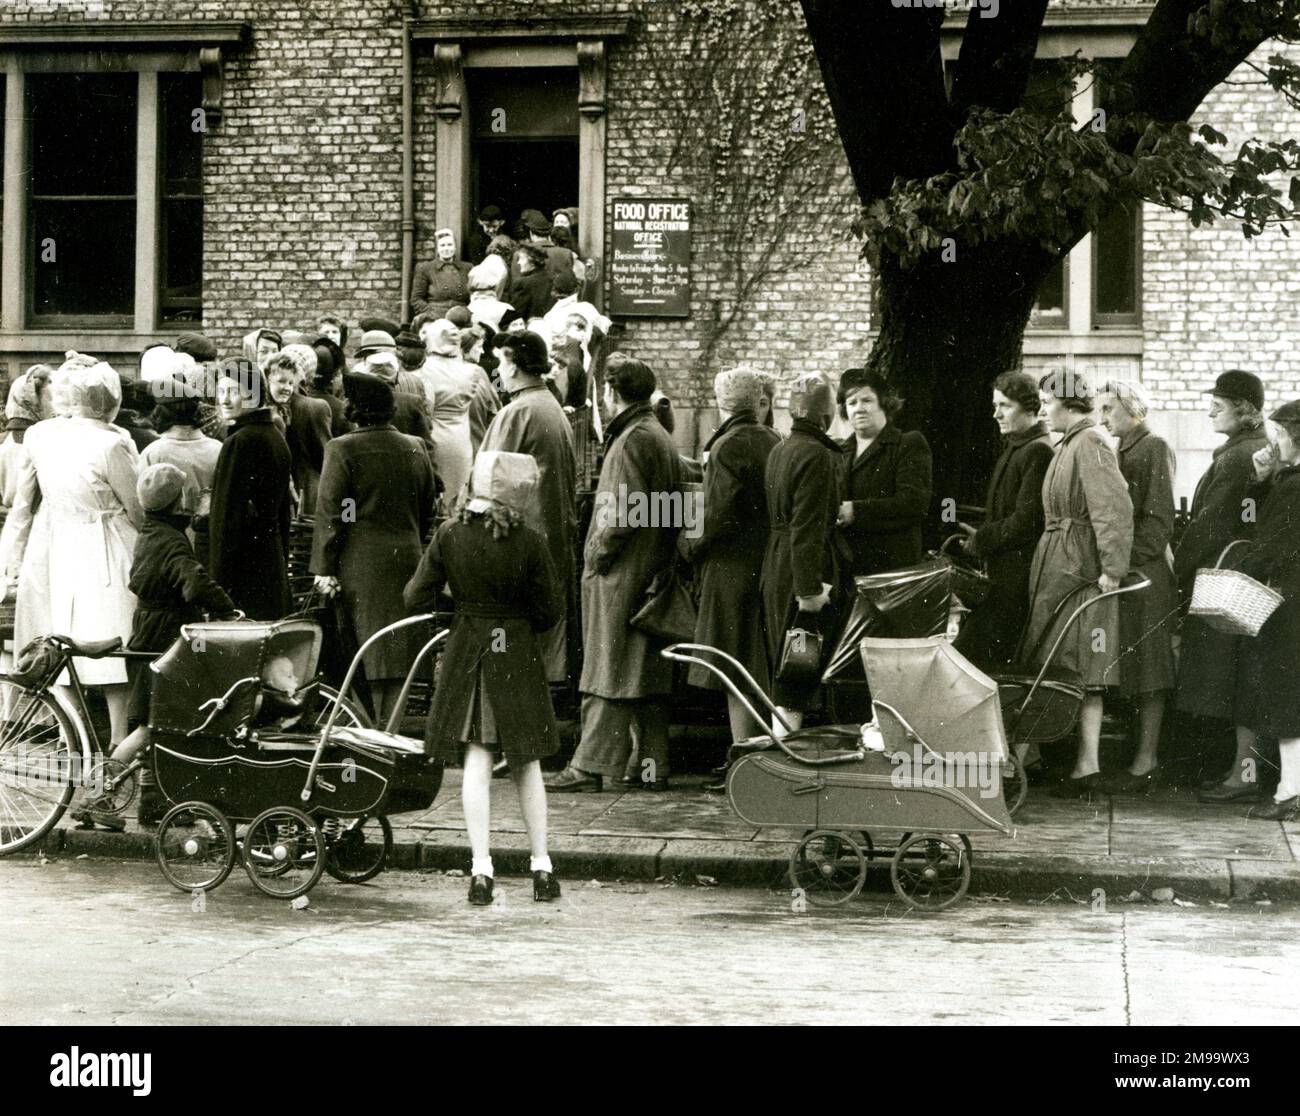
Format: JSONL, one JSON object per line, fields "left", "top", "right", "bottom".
{"left": 1189, "top": 541, "right": 1284, "bottom": 637}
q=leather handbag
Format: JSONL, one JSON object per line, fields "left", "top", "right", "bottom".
{"left": 631, "top": 565, "right": 698, "bottom": 643}
{"left": 776, "top": 623, "right": 824, "bottom": 685}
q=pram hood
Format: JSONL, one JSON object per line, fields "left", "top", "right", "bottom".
{"left": 149, "top": 619, "right": 323, "bottom": 735}
{"left": 860, "top": 636, "right": 1009, "bottom": 762}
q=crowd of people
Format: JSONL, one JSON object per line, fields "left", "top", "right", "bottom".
{"left": 0, "top": 221, "right": 1297, "bottom": 902}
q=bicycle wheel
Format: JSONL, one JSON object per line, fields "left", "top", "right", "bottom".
{"left": 242, "top": 806, "right": 325, "bottom": 899}
{"left": 324, "top": 815, "right": 393, "bottom": 883}
{"left": 314, "top": 685, "right": 371, "bottom": 730}
{"left": 0, "top": 683, "right": 80, "bottom": 855}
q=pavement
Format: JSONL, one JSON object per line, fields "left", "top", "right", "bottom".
{"left": 31, "top": 770, "right": 1300, "bottom": 904}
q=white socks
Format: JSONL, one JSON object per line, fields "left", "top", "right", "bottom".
{"left": 471, "top": 857, "right": 494, "bottom": 879}
{"left": 530, "top": 855, "right": 553, "bottom": 873}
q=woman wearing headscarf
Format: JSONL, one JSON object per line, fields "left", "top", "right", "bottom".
{"left": 1176, "top": 372, "right": 1271, "bottom": 799}
{"left": 1021, "top": 369, "right": 1134, "bottom": 798}
{"left": 954, "top": 370, "right": 1054, "bottom": 668}
{"left": 760, "top": 371, "right": 847, "bottom": 735}
{"left": 311, "top": 373, "right": 436, "bottom": 721}
{"left": 0, "top": 357, "right": 143, "bottom": 745}
{"left": 1231, "top": 399, "right": 1300, "bottom": 821}
{"left": 1097, "top": 380, "right": 1177, "bottom": 794}
{"left": 834, "top": 367, "right": 932, "bottom": 577}
{"left": 0, "top": 366, "right": 54, "bottom": 509}
{"left": 241, "top": 328, "right": 282, "bottom": 371}
{"left": 684, "top": 368, "right": 781, "bottom": 784}
{"left": 403, "top": 451, "right": 565, "bottom": 906}
{"left": 208, "top": 359, "right": 293, "bottom": 619}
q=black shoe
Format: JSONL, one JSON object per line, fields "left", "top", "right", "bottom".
{"left": 533, "top": 870, "right": 561, "bottom": 902}
{"left": 1246, "top": 795, "right": 1300, "bottom": 821}
{"left": 546, "top": 766, "right": 603, "bottom": 792}
{"left": 1197, "top": 781, "right": 1261, "bottom": 804}
{"left": 70, "top": 797, "right": 127, "bottom": 832}
{"left": 1048, "top": 772, "right": 1103, "bottom": 800}
{"left": 1097, "top": 766, "right": 1162, "bottom": 796}
{"left": 625, "top": 776, "right": 669, "bottom": 792}
{"left": 468, "top": 874, "right": 494, "bottom": 906}
{"left": 703, "top": 773, "right": 728, "bottom": 793}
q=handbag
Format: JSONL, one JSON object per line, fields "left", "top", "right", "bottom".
{"left": 631, "top": 565, "right": 698, "bottom": 643}
{"left": 776, "top": 623, "right": 824, "bottom": 685}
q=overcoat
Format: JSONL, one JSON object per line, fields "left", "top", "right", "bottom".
{"left": 681, "top": 411, "right": 780, "bottom": 692}
{"left": 410, "top": 257, "right": 470, "bottom": 319}
{"left": 417, "top": 355, "right": 477, "bottom": 500}
{"left": 304, "top": 385, "right": 352, "bottom": 438}
{"left": 1174, "top": 427, "right": 1269, "bottom": 719}
{"left": 208, "top": 408, "right": 293, "bottom": 620}
{"left": 1233, "top": 465, "right": 1300, "bottom": 737}
{"left": 311, "top": 426, "right": 436, "bottom": 681}
{"left": 760, "top": 418, "right": 847, "bottom": 704}
{"left": 404, "top": 515, "right": 562, "bottom": 760}
{"left": 1115, "top": 423, "right": 1178, "bottom": 697}
{"left": 579, "top": 401, "right": 682, "bottom": 700}
{"left": 284, "top": 392, "right": 333, "bottom": 516}
{"left": 3, "top": 417, "right": 142, "bottom": 685}
{"left": 954, "top": 422, "right": 1053, "bottom": 668}
{"left": 1021, "top": 418, "right": 1133, "bottom": 687}
{"left": 477, "top": 383, "right": 578, "bottom": 681}
{"left": 837, "top": 422, "right": 933, "bottom": 576}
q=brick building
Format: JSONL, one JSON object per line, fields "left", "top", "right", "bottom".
{"left": 0, "top": 0, "right": 1298, "bottom": 496}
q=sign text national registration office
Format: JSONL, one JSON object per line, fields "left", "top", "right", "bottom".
{"left": 608, "top": 198, "right": 692, "bottom": 318}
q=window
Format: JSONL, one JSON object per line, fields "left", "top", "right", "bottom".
{"left": 29, "top": 73, "right": 138, "bottom": 322}
{"left": 1030, "top": 255, "right": 1068, "bottom": 327}
{"left": 12, "top": 67, "right": 204, "bottom": 329}
{"left": 1092, "top": 63, "right": 1140, "bottom": 327}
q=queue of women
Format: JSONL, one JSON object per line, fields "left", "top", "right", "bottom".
{"left": 0, "top": 331, "right": 1297, "bottom": 909}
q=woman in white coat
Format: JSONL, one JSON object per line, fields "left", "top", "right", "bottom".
{"left": 0, "top": 357, "right": 143, "bottom": 744}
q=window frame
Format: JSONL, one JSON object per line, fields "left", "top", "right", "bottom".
{"left": 1090, "top": 196, "right": 1142, "bottom": 329}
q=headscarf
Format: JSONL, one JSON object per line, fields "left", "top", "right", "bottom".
{"left": 280, "top": 343, "right": 319, "bottom": 384}
{"left": 5, "top": 366, "right": 53, "bottom": 431}
{"left": 460, "top": 450, "right": 540, "bottom": 538}
{"left": 714, "top": 367, "right": 763, "bottom": 414}
{"left": 1108, "top": 378, "right": 1151, "bottom": 422}
{"left": 424, "top": 319, "right": 462, "bottom": 358}
{"left": 54, "top": 355, "right": 122, "bottom": 422}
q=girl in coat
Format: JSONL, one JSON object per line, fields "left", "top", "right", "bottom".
{"left": 1021, "top": 369, "right": 1134, "bottom": 798}
{"left": 1098, "top": 381, "right": 1178, "bottom": 794}
{"left": 311, "top": 373, "right": 436, "bottom": 722}
{"left": 404, "top": 451, "right": 564, "bottom": 906}
{"left": 208, "top": 361, "right": 293, "bottom": 620}
{"left": 0, "top": 357, "right": 143, "bottom": 745}
{"left": 1231, "top": 400, "right": 1300, "bottom": 821}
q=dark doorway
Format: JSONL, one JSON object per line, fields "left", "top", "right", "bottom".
{"left": 466, "top": 67, "right": 578, "bottom": 244}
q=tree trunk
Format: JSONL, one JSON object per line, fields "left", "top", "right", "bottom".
{"left": 868, "top": 243, "right": 1052, "bottom": 527}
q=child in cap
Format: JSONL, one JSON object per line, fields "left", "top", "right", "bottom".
{"left": 72, "top": 463, "right": 238, "bottom": 832}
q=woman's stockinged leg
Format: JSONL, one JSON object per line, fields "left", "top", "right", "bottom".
{"left": 1225, "top": 726, "right": 1264, "bottom": 788}
{"left": 1075, "top": 695, "right": 1104, "bottom": 778}
{"left": 1131, "top": 692, "right": 1166, "bottom": 775}
{"left": 462, "top": 744, "right": 494, "bottom": 866}
{"left": 726, "top": 693, "right": 763, "bottom": 744}
{"left": 511, "top": 759, "right": 549, "bottom": 860}
{"left": 102, "top": 684, "right": 131, "bottom": 748}
{"left": 1275, "top": 737, "right": 1300, "bottom": 802}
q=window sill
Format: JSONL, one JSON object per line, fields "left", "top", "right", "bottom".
{"left": 1022, "top": 330, "right": 1143, "bottom": 357}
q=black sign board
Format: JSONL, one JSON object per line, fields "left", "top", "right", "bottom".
{"left": 608, "top": 197, "right": 691, "bottom": 318}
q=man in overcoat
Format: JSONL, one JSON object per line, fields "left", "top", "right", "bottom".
{"left": 548, "top": 358, "right": 682, "bottom": 791}
{"left": 478, "top": 330, "right": 578, "bottom": 683}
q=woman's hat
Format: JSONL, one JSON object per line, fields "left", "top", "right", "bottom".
{"left": 1270, "top": 399, "right": 1300, "bottom": 427}
{"left": 714, "top": 367, "right": 763, "bottom": 413}
{"left": 1207, "top": 369, "right": 1264, "bottom": 412}
{"left": 342, "top": 371, "right": 395, "bottom": 413}
{"left": 175, "top": 331, "right": 217, "bottom": 363}
{"left": 354, "top": 329, "right": 397, "bottom": 358}
{"left": 137, "top": 462, "right": 190, "bottom": 513}
{"left": 465, "top": 450, "right": 540, "bottom": 515}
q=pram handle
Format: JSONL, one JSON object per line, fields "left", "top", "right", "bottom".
{"left": 1016, "top": 574, "right": 1151, "bottom": 718}
{"left": 301, "top": 613, "right": 441, "bottom": 803}
{"left": 383, "top": 628, "right": 450, "bottom": 734}
{"left": 661, "top": 643, "right": 866, "bottom": 766}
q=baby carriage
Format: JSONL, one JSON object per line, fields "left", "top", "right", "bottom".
{"left": 664, "top": 636, "right": 1014, "bottom": 911}
{"left": 148, "top": 614, "right": 446, "bottom": 899}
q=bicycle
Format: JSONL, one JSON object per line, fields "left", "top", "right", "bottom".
{"left": 0, "top": 633, "right": 370, "bottom": 857}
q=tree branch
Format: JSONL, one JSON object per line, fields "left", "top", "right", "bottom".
{"left": 951, "top": 0, "right": 1051, "bottom": 115}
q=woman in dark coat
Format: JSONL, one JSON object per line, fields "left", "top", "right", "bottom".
{"left": 311, "top": 374, "right": 436, "bottom": 722}
{"left": 307, "top": 337, "right": 353, "bottom": 438}
{"left": 208, "top": 362, "right": 293, "bottom": 620}
{"left": 761, "top": 371, "right": 845, "bottom": 733}
{"left": 834, "top": 367, "right": 932, "bottom": 577}
{"left": 266, "top": 352, "right": 333, "bottom": 517}
{"left": 1175, "top": 373, "right": 1271, "bottom": 798}
{"left": 682, "top": 368, "right": 781, "bottom": 749}
{"left": 1098, "top": 381, "right": 1178, "bottom": 794}
{"left": 1231, "top": 401, "right": 1300, "bottom": 821}
{"left": 403, "top": 450, "right": 564, "bottom": 905}
{"left": 955, "top": 370, "right": 1054, "bottom": 669}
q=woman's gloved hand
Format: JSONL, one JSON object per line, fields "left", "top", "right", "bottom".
{"left": 314, "top": 575, "right": 342, "bottom": 598}
{"left": 796, "top": 582, "right": 832, "bottom": 613}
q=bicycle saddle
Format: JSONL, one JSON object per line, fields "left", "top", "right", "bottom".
{"left": 54, "top": 636, "right": 124, "bottom": 658}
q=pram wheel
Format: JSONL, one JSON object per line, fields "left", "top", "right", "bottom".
{"left": 890, "top": 833, "right": 971, "bottom": 911}
{"left": 324, "top": 814, "right": 393, "bottom": 883}
{"left": 1002, "top": 754, "right": 1028, "bottom": 816}
{"left": 801, "top": 828, "right": 875, "bottom": 860}
{"left": 789, "top": 830, "right": 867, "bottom": 907}
{"left": 155, "top": 801, "right": 236, "bottom": 893}
{"left": 242, "top": 806, "right": 325, "bottom": 899}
